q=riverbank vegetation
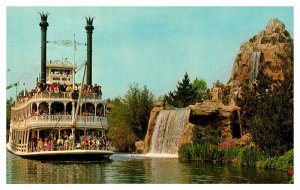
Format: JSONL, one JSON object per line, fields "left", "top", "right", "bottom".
{"left": 238, "top": 69, "right": 293, "bottom": 156}
{"left": 179, "top": 70, "right": 294, "bottom": 183}
{"left": 6, "top": 97, "right": 14, "bottom": 130}
{"left": 107, "top": 83, "right": 154, "bottom": 152}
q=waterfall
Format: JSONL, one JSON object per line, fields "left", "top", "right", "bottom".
{"left": 147, "top": 108, "right": 191, "bottom": 157}
{"left": 249, "top": 51, "right": 261, "bottom": 84}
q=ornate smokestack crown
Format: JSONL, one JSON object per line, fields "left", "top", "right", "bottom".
{"left": 85, "top": 16, "right": 95, "bottom": 32}
{"left": 39, "top": 12, "right": 50, "bottom": 28}
{"left": 86, "top": 16, "right": 94, "bottom": 26}
{"left": 40, "top": 12, "right": 49, "bottom": 21}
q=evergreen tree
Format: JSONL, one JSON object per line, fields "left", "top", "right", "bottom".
{"left": 164, "top": 72, "right": 197, "bottom": 107}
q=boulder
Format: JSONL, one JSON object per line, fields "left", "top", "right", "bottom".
{"left": 135, "top": 141, "right": 145, "bottom": 153}
{"left": 178, "top": 122, "right": 194, "bottom": 148}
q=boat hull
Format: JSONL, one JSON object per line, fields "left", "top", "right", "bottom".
{"left": 6, "top": 143, "right": 114, "bottom": 160}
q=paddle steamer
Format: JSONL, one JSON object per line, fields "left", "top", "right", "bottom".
{"left": 7, "top": 13, "right": 114, "bottom": 159}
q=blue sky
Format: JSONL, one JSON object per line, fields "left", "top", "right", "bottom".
{"left": 6, "top": 7, "right": 293, "bottom": 100}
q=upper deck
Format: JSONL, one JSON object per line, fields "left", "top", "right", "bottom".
{"left": 14, "top": 91, "right": 103, "bottom": 110}
{"left": 46, "top": 59, "right": 75, "bottom": 85}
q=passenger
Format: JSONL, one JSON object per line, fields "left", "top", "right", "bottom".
{"left": 57, "top": 137, "right": 63, "bottom": 150}
{"left": 50, "top": 82, "right": 55, "bottom": 92}
{"left": 77, "top": 83, "right": 82, "bottom": 92}
{"left": 96, "top": 138, "right": 100, "bottom": 150}
{"left": 62, "top": 131, "right": 68, "bottom": 140}
{"left": 49, "top": 130, "right": 54, "bottom": 141}
{"left": 69, "top": 134, "right": 74, "bottom": 150}
{"left": 42, "top": 83, "right": 47, "bottom": 91}
{"left": 53, "top": 138, "right": 58, "bottom": 151}
{"left": 74, "top": 84, "right": 78, "bottom": 92}
{"left": 44, "top": 139, "right": 48, "bottom": 151}
{"left": 46, "top": 139, "right": 52, "bottom": 151}
{"left": 93, "top": 84, "right": 98, "bottom": 94}
{"left": 80, "top": 138, "right": 85, "bottom": 150}
{"left": 54, "top": 86, "right": 60, "bottom": 93}
{"left": 64, "top": 136, "right": 69, "bottom": 150}
{"left": 84, "top": 137, "right": 89, "bottom": 149}
{"left": 37, "top": 138, "right": 43, "bottom": 152}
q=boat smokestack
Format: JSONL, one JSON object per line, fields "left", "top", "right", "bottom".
{"left": 39, "top": 12, "right": 49, "bottom": 84}
{"left": 85, "top": 16, "right": 94, "bottom": 86}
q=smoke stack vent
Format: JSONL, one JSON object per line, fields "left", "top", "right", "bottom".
{"left": 85, "top": 16, "right": 94, "bottom": 86}
{"left": 39, "top": 12, "right": 49, "bottom": 84}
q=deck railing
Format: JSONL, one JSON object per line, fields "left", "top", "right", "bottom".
{"left": 15, "top": 92, "right": 102, "bottom": 108}
{"left": 10, "top": 141, "right": 27, "bottom": 152}
{"left": 27, "top": 139, "right": 111, "bottom": 152}
{"left": 12, "top": 115, "right": 108, "bottom": 128}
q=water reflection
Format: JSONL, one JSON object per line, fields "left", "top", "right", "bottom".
{"left": 6, "top": 151, "right": 289, "bottom": 184}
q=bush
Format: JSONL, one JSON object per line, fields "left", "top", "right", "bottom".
{"left": 193, "top": 125, "right": 220, "bottom": 145}
{"left": 178, "top": 144, "right": 193, "bottom": 161}
{"left": 256, "top": 149, "right": 293, "bottom": 170}
{"left": 240, "top": 146, "right": 262, "bottom": 166}
{"left": 107, "top": 84, "right": 154, "bottom": 152}
{"left": 108, "top": 122, "right": 138, "bottom": 152}
{"left": 238, "top": 69, "right": 293, "bottom": 156}
{"left": 179, "top": 143, "right": 222, "bottom": 162}
{"left": 223, "top": 146, "right": 240, "bottom": 163}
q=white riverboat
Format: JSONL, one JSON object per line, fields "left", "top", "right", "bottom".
{"left": 6, "top": 13, "right": 114, "bottom": 160}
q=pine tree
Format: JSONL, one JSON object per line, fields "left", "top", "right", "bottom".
{"left": 164, "top": 72, "right": 197, "bottom": 108}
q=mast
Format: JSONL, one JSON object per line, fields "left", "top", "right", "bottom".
{"left": 72, "top": 61, "right": 87, "bottom": 135}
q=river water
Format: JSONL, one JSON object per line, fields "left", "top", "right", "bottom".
{"left": 6, "top": 151, "right": 289, "bottom": 184}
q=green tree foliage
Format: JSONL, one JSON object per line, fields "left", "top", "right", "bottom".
{"left": 107, "top": 84, "right": 154, "bottom": 152}
{"left": 164, "top": 72, "right": 198, "bottom": 107}
{"left": 214, "top": 79, "right": 224, "bottom": 88}
{"left": 238, "top": 70, "right": 293, "bottom": 156}
{"left": 6, "top": 97, "right": 14, "bottom": 129}
{"left": 108, "top": 121, "right": 138, "bottom": 152}
{"left": 192, "top": 78, "right": 208, "bottom": 102}
{"left": 193, "top": 125, "right": 220, "bottom": 145}
{"left": 124, "top": 84, "right": 154, "bottom": 139}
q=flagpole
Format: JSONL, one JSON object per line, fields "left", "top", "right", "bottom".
{"left": 73, "top": 34, "right": 76, "bottom": 90}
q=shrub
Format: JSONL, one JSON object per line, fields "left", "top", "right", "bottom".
{"left": 193, "top": 125, "right": 220, "bottom": 145}
{"left": 238, "top": 69, "right": 293, "bottom": 156}
{"left": 179, "top": 143, "right": 222, "bottom": 162}
{"left": 179, "top": 143, "right": 193, "bottom": 161}
{"left": 240, "top": 146, "right": 262, "bottom": 166}
{"left": 255, "top": 149, "right": 293, "bottom": 171}
{"left": 223, "top": 146, "right": 240, "bottom": 163}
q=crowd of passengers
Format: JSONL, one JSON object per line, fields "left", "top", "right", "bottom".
{"left": 17, "top": 82, "right": 102, "bottom": 102}
{"left": 28, "top": 131, "right": 111, "bottom": 152}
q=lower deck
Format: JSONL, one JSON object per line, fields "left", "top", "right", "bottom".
{"left": 9, "top": 127, "right": 111, "bottom": 154}
{"left": 7, "top": 143, "right": 113, "bottom": 160}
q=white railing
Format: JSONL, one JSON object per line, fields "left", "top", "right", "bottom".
{"left": 15, "top": 92, "right": 103, "bottom": 108}
{"left": 12, "top": 115, "right": 107, "bottom": 128}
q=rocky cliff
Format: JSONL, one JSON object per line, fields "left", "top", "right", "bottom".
{"left": 143, "top": 101, "right": 164, "bottom": 153}
{"left": 229, "top": 18, "right": 293, "bottom": 87}
{"left": 189, "top": 99, "right": 241, "bottom": 140}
